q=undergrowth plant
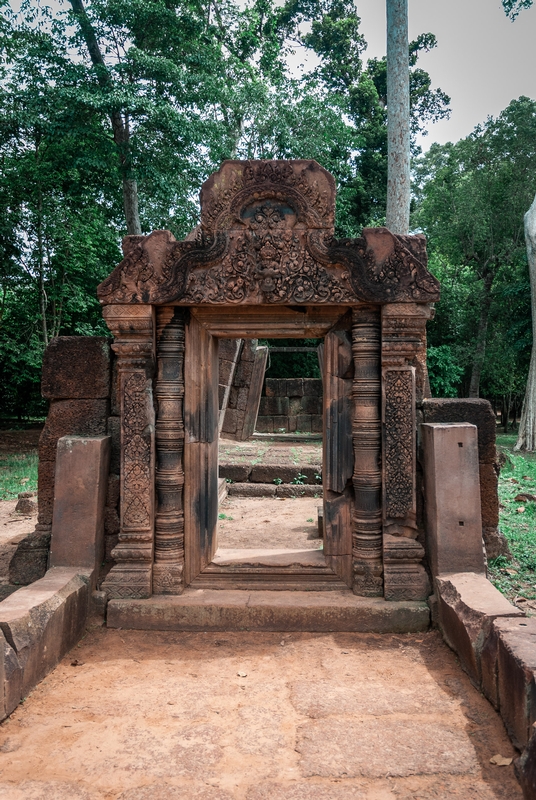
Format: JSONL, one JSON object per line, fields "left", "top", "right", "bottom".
{"left": 489, "top": 435, "right": 536, "bottom": 603}
{"left": 0, "top": 452, "right": 38, "bottom": 500}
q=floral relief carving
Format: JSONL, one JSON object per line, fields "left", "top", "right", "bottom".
{"left": 97, "top": 160, "right": 440, "bottom": 307}
{"left": 384, "top": 370, "right": 415, "bottom": 519}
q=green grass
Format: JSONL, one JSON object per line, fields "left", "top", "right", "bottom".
{"left": 0, "top": 452, "right": 38, "bottom": 500}
{"left": 488, "top": 432, "right": 536, "bottom": 603}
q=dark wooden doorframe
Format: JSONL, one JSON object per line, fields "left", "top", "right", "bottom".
{"left": 182, "top": 305, "right": 354, "bottom": 589}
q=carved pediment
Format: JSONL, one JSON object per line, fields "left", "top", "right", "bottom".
{"left": 97, "top": 160, "right": 440, "bottom": 306}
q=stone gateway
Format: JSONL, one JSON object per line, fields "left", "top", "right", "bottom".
{"left": 97, "top": 159, "right": 440, "bottom": 601}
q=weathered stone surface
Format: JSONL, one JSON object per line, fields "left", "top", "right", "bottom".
{"left": 14, "top": 496, "right": 36, "bottom": 515}
{"left": 436, "top": 572, "right": 523, "bottom": 685}
{"left": 259, "top": 396, "right": 289, "bottom": 416}
{"left": 218, "top": 465, "right": 251, "bottom": 482}
{"left": 296, "top": 718, "right": 477, "bottom": 778}
{"left": 106, "top": 473, "right": 120, "bottom": 509}
{"left": 2, "top": 628, "right": 22, "bottom": 717}
{"left": 276, "top": 484, "right": 322, "bottom": 498}
{"left": 8, "top": 527, "right": 51, "bottom": 586}
{"left": 39, "top": 399, "right": 109, "bottom": 461}
{"left": 493, "top": 616, "right": 536, "bottom": 749}
{"left": 422, "top": 398, "right": 497, "bottom": 464}
{"left": 41, "top": 336, "right": 111, "bottom": 399}
{"left": 37, "top": 459, "right": 55, "bottom": 526}
{"left": 483, "top": 526, "right": 511, "bottom": 560}
{"left": 107, "top": 589, "right": 430, "bottom": 632}
{"left": 50, "top": 436, "right": 111, "bottom": 578}
{"left": 249, "top": 465, "right": 321, "bottom": 485}
{"left": 228, "top": 483, "right": 276, "bottom": 497}
{"left": 107, "top": 416, "right": 121, "bottom": 474}
{"left": 383, "top": 534, "right": 430, "bottom": 602}
{"left": 479, "top": 462, "right": 500, "bottom": 527}
{"left": 516, "top": 727, "right": 536, "bottom": 800}
{"left": 0, "top": 567, "right": 90, "bottom": 710}
{"left": 421, "top": 423, "right": 485, "bottom": 578}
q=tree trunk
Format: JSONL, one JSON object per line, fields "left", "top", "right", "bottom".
{"left": 386, "top": 0, "right": 410, "bottom": 235}
{"left": 468, "top": 271, "right": 493, "bottom": 398}
{"left": 515, "top": 194, "right": 536, "bottom": 451}
{"left": 69, "top": 0, "right": 142, "bottom": 235}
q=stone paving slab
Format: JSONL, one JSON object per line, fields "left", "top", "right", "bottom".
{"left": 0, "top": 628, "right": 521, "bottom": 799}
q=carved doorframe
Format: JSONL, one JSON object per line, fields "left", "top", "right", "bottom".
{"left": 98, "top": 159, "right": 439, "bottom": 602}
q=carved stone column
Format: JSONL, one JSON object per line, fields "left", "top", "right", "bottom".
{"left": 153, "top": 307, "right": 186, "bottom": 594}
{"left": 381, "top": 302, "right": 433, "bottom": 601}
{"left": 351, "top": 305, "right": 383, "bottom": 596}
{"left": 101, "top": 304, "right": 155, "bottom": 599}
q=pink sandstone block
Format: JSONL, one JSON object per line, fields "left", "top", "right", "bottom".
{"left": 50, "top": 435, "right": 110, "bottom": 578}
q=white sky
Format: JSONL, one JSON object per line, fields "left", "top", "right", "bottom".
{"left": 353, "top": 0, "right": 536, "bottom": 148}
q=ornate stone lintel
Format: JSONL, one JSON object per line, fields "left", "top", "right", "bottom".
{"left": 101, "top": 304, "right": 155, "bottom": 599}
{"left": 383, "top": 534, "right": 430, "bottom": 601}
{"left": 351, "top": 305, "right": 383, "bottom": 596}
{"left": 153, "top": 306, "right": 186, "bottom": 595}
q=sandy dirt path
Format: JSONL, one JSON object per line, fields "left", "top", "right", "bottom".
{"left": 0, "top": 627, "right": 521, "bottom": 799}
{"left": 217, "top": 497, "right": 322, "bottom": 550}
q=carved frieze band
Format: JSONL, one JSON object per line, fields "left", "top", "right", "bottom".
{"left": 101, "top": 304, "right": 155, "bottom": 599}
{"left": 153, "top": 307, "right": 186, "bottom": 595}
{"left": 351, "top": 305, "right": 383, "bottom": 597}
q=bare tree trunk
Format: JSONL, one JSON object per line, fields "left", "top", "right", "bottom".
{"left": 468, "top": 271, "right": 493, "bottom": 398}
{"left": 36, "top": 190, "right": 48, "bottom": 348}
{"left": 69, "top": 0, "right": 142, "bottom": 235}
{"left": 515, "top": 194, "right": 536, "bottom": 451}
{"left": 386, "top": 0, "right": 410, "bottom": 235}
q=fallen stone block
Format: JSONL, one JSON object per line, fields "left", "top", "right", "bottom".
{"left": 436, "top": 572, "right": 523, "bottom": 686}
{"left": 493, "top": 617, "right": 536, "bottom": 750}
{"left": 516, "top": 725, "right": 536, "bottom": 800}
{"left": 0, "top": 567, "right": 90, "bottom": 717}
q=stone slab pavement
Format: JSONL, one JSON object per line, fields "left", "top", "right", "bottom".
{"left": 0, "top": 627, "right": 522, "bottom": 799}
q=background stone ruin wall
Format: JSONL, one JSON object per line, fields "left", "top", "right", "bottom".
{"left": 256, "top": 378, "right": 323, "bottom": 434}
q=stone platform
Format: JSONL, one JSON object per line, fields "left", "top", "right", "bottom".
{"left": 107, "top": 589, "right": 430, "bottom": 633}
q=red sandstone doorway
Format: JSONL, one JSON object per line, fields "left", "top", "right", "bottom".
{"left": 182, "top": 305, "right": 353, "bottom": 590}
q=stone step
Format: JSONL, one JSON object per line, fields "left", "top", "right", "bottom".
{"left": 107, "top": 589, "right": 430, "bottom": 633}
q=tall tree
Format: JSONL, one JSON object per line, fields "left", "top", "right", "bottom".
{"left": 415, "top": 98, "right": 536, "bottom": 399}
{"left": 386, "top": 0, "right": 410, "bottom": 234}
{"left": 503, "top": 0, "right": 533, "bottom": 18}
{"left": 515, "top": 196, "right": 536, "bottom": 449}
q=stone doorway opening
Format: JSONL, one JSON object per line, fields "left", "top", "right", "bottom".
{"left": 184, "top": 316, "right": 352, "bottom": 591}
{"left": 216, "top": 334, "right": 326, "bottom": 583}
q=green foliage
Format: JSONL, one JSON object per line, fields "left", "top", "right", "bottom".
{"left": 426, "top": 345, "right": 464, "bottom": 397}
{"left": 502, "top": 0, "right": 533, "bottom": 19}
{"left": 488, "top": 438, "right": 536, "bottom": 603}
{"left": 264, "top": 339, "right": 321, "bottom": 379}
{"left": 415, "top": 98, "right": 536, "bottom": 401}
{"left": 0, "top": 452, "right": 38, "bottom": 500}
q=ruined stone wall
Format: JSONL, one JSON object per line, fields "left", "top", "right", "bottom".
{"left": 31, "top": 337, "right": 117, "bottom": 583}
{"left": 220, "top": 340, "right": 268, "bottom": 441}
{"left": 420, "top": 398, "right": 504, "bottom": 560}
{"left": 256, "top": 379, "right": 323, "bottom": 434}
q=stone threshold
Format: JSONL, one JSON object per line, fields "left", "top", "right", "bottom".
{"left": 107, "top": 589, "right": 430, "bottom": 633}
